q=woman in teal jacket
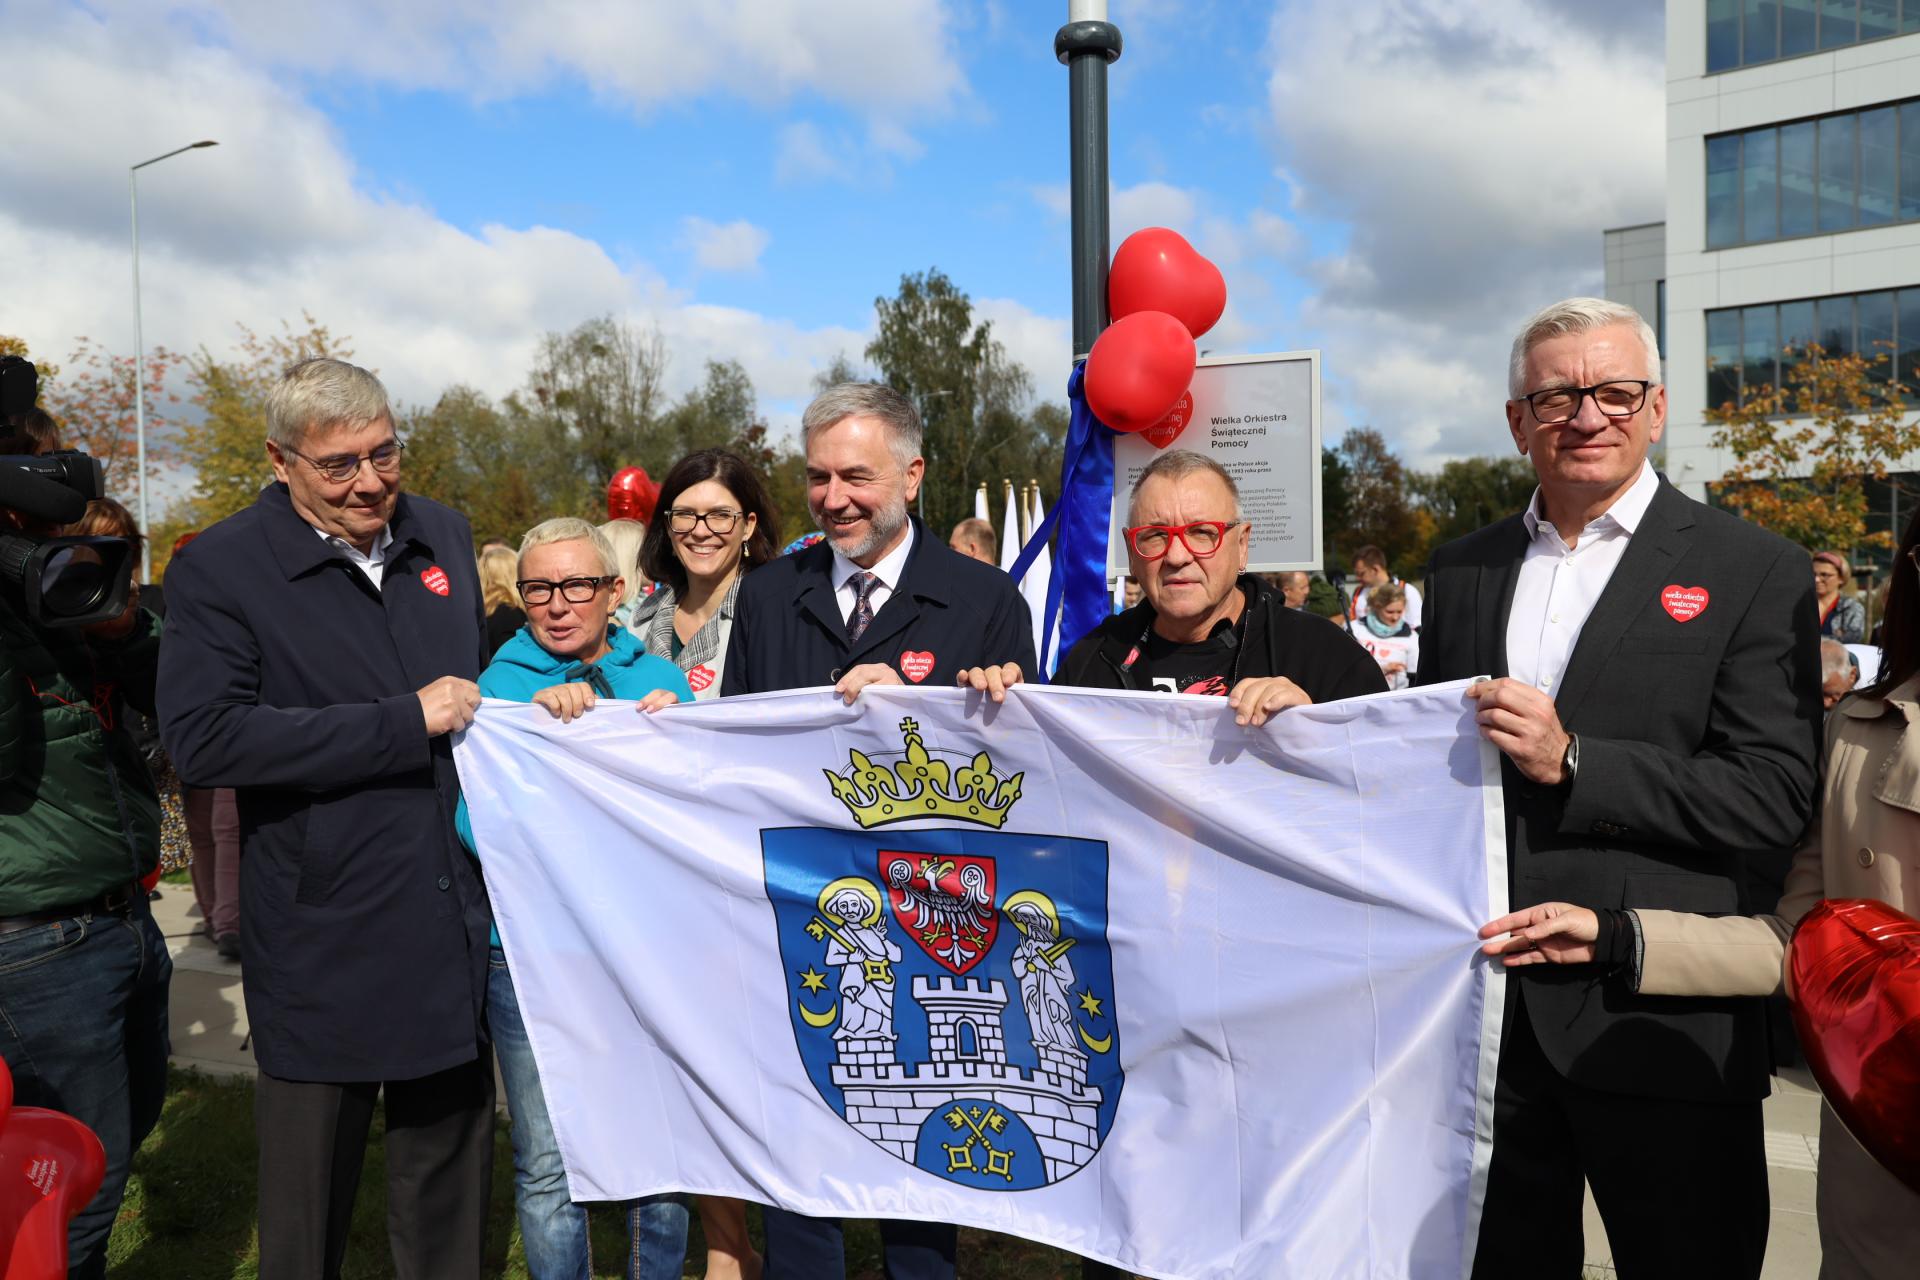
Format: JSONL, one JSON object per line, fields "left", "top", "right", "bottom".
{"left": 456, "top": 517, "right": 690, "bottom": 1280}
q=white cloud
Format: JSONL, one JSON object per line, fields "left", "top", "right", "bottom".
{"left": 679, "top": 217, "right": 771, "bottom": 274}
{"left": 973, "top": 298, "right": 1074, "bottom": 391}
{"left": 774, "top": 122, "right": 852, "bottom": 186}
{"left": 105, "top": 0, "right": 969, "bottom": 117}
{"left": 1265, "top": 0, "right": 1663, "bottom": 466}
{"left": 0, "top": 5, "right": 885, "bottom": 456}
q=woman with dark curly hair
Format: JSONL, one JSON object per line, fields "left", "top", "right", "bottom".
{"left": 628, "top": 448, "right": 778, "bottom": 702}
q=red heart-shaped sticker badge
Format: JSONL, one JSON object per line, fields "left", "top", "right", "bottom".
{"left": 1661, "top": 584, "right": 1707, "bottom": 622}
{"left": 899, "top": 651, "right": 936, "bottom": 683}
{"left": 420, "top": 566, "right": 451, "bottom": 597}
{"left": 1142, "top": 391, "right": 1194, "bottom": 450}
{"left": 686, "top": 664, "right": 715, "bottom": 693}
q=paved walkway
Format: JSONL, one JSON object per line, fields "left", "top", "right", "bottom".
{"left": 152, "top": 885, "right": 1823, "bottom": 1274}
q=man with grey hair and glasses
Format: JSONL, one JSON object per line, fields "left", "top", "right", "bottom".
{"left": 159, "top": 356, "right": 495, "bottom": 1279}
{"left": 721, "top": 381, "right": 1035, "bottom": 1280}
{"left": 1418, "top": 298, "right": 1822, "bottom": 1276}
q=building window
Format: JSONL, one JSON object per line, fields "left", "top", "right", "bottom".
{"left": 1710, "top": 0, "right": 1920, "bottom": 70}
{"left": 1706, "top": 96, "right": 1920, "bottom": 247}
{"left": 1704, "top": 287, "right": 1920, "bottom": 409}
{"left": 956, "top": 1020, "right": 979, "bottom": 1058}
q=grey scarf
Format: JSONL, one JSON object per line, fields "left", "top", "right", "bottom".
{"left": 633, "top": 575, "right": 740, "bottom": 682}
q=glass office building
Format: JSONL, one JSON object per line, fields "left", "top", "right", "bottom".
{"left": 1651, "top": 0, "right": 1920, "bottom": 501}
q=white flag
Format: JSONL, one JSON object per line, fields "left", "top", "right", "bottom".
{"left": 998, "top": 479, "right": 1020, "bottom": 574}
{"left": 455, "top": 683, "right": 1505, "bottom": 1280}
{"left": 1021, "top": 485, "right": 1054, "bottom": 669}
{"left": 973, "top": 483, "right": 990, "bottom": 524}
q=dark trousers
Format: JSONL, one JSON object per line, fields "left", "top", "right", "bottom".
{"left": 255, "top": 1056, "right": 495, "bottom": 1280}
{"left": 762, "top": 1207, "right": 955, "bottom": 1280}
{"left": 0, "top": 897, "right": 171, "bottom": 1280}
{"left": 1471, "top": 1003, "right": 1769, "bottom": 1280}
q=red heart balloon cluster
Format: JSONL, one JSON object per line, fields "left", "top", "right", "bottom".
{"left": 1085, "top": 229, "right": 1225, "bottom": 441}
{"left": 607, "top": 467, "right": 658, "bottom": 525}
{"left": 1788, "top": 897, "right": 1920, "bottom": 1194}
{"left": 0, "top": 1057, "right": 108, "bottom": 1280}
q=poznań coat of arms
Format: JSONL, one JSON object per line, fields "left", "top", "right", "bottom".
{"left": 763, "top": 717, "right": 1122, "bottom": 1190}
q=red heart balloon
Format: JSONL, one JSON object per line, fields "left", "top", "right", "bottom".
{"left": 1788, "top": 898, "right": 1920, "bottom": 1194}
{"left": 607, "top": 467, "right": 658, "bottom": 524}
{"left": 1141, "top": 391, "right": 1195, "bottom": 450}
{"left": 1109, "top": 228, "right": 1227, "bottom": 340}
{"left": 1084, "top": 312, "right": 1197, "bottom": 435}
{"left": 0, "top": 1107, "right": 107, "bottom": 1280}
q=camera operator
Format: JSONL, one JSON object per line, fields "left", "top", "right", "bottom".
{"left": 0, "top": 376, "right": 171, "bottom": 1280}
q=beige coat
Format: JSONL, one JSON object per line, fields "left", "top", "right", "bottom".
{"left": 1636, "top": 678, "right": 1920, "bottom": 1280}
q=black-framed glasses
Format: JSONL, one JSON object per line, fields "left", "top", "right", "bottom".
{"left": 667, "top": 507, "right": 743, "bottom": 535}
{"left": 280, "top": 438, "right": 405, "bottom": 483}
{"left": 1125, "top": 521, "right": 1239, "bottom": 561}
{"left": 516, "top": 575, "right": 616, "bottom": 605}
{"left": 1518, "top": 380, "right": 1653, "bottom": 425}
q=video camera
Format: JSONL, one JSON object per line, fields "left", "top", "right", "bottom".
{"left": 1, "top": 356, "right": 136, "bottom": 627}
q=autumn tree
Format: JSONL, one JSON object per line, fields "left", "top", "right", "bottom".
{"left": 36, "top": 336, "right": 185, "bottom": 503}
{"left": 1411, "top": 455, "right": 1538, "bottom": 561}
{"left": 1707, "top": 342, "right": 1918, "bottom": 558}
{"left": 523, "top": 316, "right": 669, "bottom": 510}
{"left": 1329, "top": 427, "right": 1424, "bottom": 572}
{"left": 866, "top": 269, "right": 1053, "bottom": 533}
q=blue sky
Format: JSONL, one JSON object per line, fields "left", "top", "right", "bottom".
{"left": 2, "top": 0, "right": 1666, "bottom": 468}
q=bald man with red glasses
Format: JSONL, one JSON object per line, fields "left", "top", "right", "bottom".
{"left": 1054, "top": 449, "right": 1384, "bottom": 720}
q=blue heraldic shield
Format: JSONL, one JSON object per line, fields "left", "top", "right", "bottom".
{"left": 764, "top": 717, "right": 1122, "bottom": 1191}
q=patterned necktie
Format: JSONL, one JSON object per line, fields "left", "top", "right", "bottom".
{"left": 846, "top": 570, "right": 881, "bottom": 645}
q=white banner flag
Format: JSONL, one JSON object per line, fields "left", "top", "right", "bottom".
{"left": 454, "top": 682, "right": 1505, "bottom": 1279}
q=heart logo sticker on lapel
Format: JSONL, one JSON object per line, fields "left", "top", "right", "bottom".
{"left": 686, "top": 664, "right": 715, "bottom": 693}
{"left": 420, "top": 566, "right": 451, "bottom": 597}
{"left": 1661, "top": 584, "right": 1708, "bottom": 623}
{"left": 1142, "top": 391, "right": 1195, "bottom": 450}
{"left": 899, "top": 651, "right": 936, "bottom": 683}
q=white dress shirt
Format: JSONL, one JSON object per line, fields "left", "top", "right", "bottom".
{"left": 1505, "top": 461, "right": 1660, "bottom": 698}
{"left": 312, "top": 522, "right": 394, "bottom": 591}
{"left": 830, "top": 523, "right": 916, "bottom": 625}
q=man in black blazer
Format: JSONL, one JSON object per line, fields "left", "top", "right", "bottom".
{"left": 1418, "top": 299, "right": 1822, "bottom": 1278}
{"left": 721, "top": 381, "right": 1034, "bottom": 1280}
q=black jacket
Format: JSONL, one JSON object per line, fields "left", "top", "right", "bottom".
{"left": 1417, "top": 477, "right": 1822, "bottom": 1102}
{"left": 157, "top": 484, "right": 491, "bottom": 1082}
{"left": 722, "top": 519, "right": 1035, "bottom": 695}
{"left": 1058, "top": 573, "right": 1388, "bottom": 701}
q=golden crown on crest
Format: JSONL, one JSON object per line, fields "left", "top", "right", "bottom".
{"left": 824, "top": 717, "right": 1023, "bottom": 830}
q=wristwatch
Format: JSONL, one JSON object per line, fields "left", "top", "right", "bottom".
{"left": 1559, "top": 733, "right": 1580, "bottom": 788}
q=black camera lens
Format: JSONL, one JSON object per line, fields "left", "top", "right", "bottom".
{"left": 37, "top": 541, "right": 114, "bottom": 616}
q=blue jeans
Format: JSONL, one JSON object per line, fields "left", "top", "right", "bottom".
{"left": 0, "top": 895, "right": 172, "bottom": 1280}
{"left": 488, "top": 947, "right": 688, "bottom": 1280}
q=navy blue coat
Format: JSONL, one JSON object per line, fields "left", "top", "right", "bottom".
{"left": 157, "top": 483, "right": 491, "bottom": 1082}
{"left": 722, "top": 520, "right": 1036, "bottom": 695}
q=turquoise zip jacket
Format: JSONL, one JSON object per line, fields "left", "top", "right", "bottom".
{"left": 456, "top": 625, "right": 691, "bottom": 942}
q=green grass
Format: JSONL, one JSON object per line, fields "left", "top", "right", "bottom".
{"left": 106, "top": 1070, "right": 1096, "bottom": 1279}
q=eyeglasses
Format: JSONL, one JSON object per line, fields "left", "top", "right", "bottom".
{"left": 1124, "top": 521, "right": 1239, "bottom": 561}
{"left": 516, "top": 575, "right": 616, "bottom": 605}
{"left": 280, "top": 439, "right": 405, "bottom": 483}
{"left": 1518, "top": 380, "right": 1653, "bottom": 425}
{"left": 667, "top": 507, "right": 743, "bottom": 535}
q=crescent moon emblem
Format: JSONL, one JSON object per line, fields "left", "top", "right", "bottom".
{"left": 799, "top": 998, "right": 838, "bottom": 1029}
{"left": 1078, "top": 1023, "right": 1112, "bottom": 1054}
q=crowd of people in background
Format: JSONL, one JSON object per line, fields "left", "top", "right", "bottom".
{"left": 4, "top": 291, "right": 1915, "bottom": 1280}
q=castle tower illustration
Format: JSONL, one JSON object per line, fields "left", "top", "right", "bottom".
{"left": 833, "top": 974, "right": 1103, "bottom": 1184}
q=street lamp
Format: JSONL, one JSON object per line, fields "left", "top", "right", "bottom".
{"left": 130, "top": 139, "right": 217, "bottom": 580}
